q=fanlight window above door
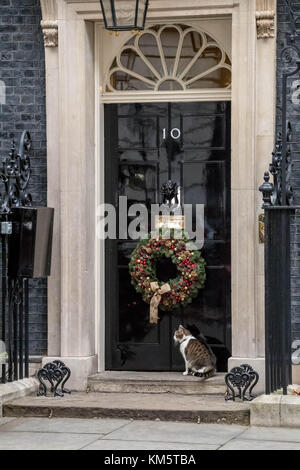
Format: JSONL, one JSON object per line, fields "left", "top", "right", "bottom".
{"left": 104, "top": 24, "right": 232, "bottom": 93}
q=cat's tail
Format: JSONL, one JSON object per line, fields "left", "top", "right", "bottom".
{"left": 193, "top": 366, "right": 216, "bottom": 379}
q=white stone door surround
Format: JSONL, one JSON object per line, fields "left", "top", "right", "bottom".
{"left": 40, "top": 0, "right": 276, "bottom": 392}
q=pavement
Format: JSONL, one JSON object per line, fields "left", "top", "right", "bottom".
{"left": 0, "top": 417, "right": 300, "bottom": 450}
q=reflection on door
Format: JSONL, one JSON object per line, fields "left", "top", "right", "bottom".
{"left": 105, "top": 102, "right": 231, "bottom": 372}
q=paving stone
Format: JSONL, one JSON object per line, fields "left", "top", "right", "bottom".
{"left": 0, "top": 417, "right": 131, "bottom": 435}
{"left": 220, "top": 438, "right": 300, "bottom": 451}
{"left": 0, "top": 431, "right": 102, "bottom": 450}
{"left": 0, "top": 418, "right": 15, "bottom": 426}
{"left": 1, "top": 417, "right": 300, "bottom": 450}
{"left": 241, "top": 426, "right": 300, "bottom": 443}
{"left": 105, "top": 421, "right": 246, "bottom": 446}
{"left": 82, "top": 439, "right": 218, "bottom": 451}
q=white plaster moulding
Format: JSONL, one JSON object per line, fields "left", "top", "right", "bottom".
{"left": 74, "top": 12, "right": 234, "bottom": 21}
{"left": 65, "top": 0, "right": 235, "bottom": 4}
{"left": 64, "top": 0, "right": 236, "bottom": 20}
{"left": 101, "top": 89, "right": 232, "bottom": 104}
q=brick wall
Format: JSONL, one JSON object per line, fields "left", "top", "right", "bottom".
{"left": 0, "top": 0, "right": 47, "bottom": 356}
{"left": 277, "top": 0, "right": 300, "bottom": 347}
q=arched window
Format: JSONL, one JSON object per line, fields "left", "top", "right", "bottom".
{"left": 0, "top": 80, "right": 6, "bottom": 105}
{"left": 104, "top": 24, "right": 232, "bottom": 94}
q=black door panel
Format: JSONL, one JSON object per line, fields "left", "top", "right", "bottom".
{"left": 105, "top": 102, "right": 231, "bottom": 371}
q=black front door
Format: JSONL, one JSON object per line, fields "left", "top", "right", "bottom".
{"left": 105, "top": 102, "right": 231, "bottom": 372}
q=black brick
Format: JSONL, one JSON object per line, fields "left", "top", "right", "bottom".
{"left": 0, "top": 0, "right": 47, "bottom": 356}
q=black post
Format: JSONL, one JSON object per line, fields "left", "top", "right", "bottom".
{"left": 7, "top": 277, "right": 13, "bottom": 382}
{"left": 1, "top": 228, "right": 7, "bottom": 383}
{"left": 264, "top": 209, "right": 271, "bottom": 394}
{"left": 13, "top": 279, "right": 18, "bottom": 382}
{"left": 19, "top": 278, "right": 24, "bottom": 380}
{"left": 24, "top": 278, "right": 29, "bottom": 378}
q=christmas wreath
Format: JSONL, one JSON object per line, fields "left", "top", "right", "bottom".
{"left": 129, "top": 234, "right": 206, "bottom": 324}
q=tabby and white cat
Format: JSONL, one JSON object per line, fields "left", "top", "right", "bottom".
{"left": 174, "top": 325, "right": 216, "bottom": 378}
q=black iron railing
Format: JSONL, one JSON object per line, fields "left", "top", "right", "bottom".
{"left": 1, "top": 277, "right": 30, "bottom": 383}
{"left": 258, "top": 0, "right": 300, "bottom": 395}
{"left": 0, "top": 131, "right": 32, "bottom": 383}
{"left": 260, "top": 133, "right": 296, "bottom": 394}
{"left": 263, "top": 204, "right": 295, "bottom": 394}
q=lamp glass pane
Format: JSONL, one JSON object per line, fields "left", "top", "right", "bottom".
{"left": 115, "top": 0, "right": 136, "bottom": 27}
{"left": 137, "top": 0, "right": 147, "bottom": 28}
{"left": 101, "top": 0, "right": 114, "bottom": 27}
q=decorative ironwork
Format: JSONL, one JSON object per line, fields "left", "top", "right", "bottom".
{"left": 260, "top": 0, "right": 300, "bottom": 209}
{"left": 225, "top": 364, "right": 259, "bottom": 402}
{"left": 104, "top": 24, "right": 232, "bottom": 94}
{"left": 259, "top": 1, "right": 300, "bottom": 209}
{"left": 161, "top": 180, "right": 179, "bottom": 206}
{"left": 284, "top": 0, "right": 300, "bottom": 40}
{"left": 0, "top": 131, "right": 32, "bottom": 385}
{"left": 259, "top": 123, "right": 294, "bottom": 208}
{"left": 278, "top": 1, "right": 300, "bottom": 71}
{"left": 0, "top": 131, "right": 32, "bottom": 215}
{"left": 37, "top": 361, "right": 71, "bottom": 397}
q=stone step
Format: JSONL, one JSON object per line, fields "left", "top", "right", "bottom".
{"left": 3, "top": 392, "right": 250, "bottom": 425}
{"left": 87, "top": 371, "right": 226, "bottom": 396}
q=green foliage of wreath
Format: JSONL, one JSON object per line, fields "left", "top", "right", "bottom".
{"left": 129, "top": 234, "right": 206, "bottom": 311}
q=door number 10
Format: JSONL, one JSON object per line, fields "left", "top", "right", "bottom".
{"left": 162, "top": 128, "right": 181, "bottom": 140}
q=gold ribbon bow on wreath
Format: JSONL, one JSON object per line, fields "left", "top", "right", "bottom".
{"left": 150, "top": 282, "right": 171, "bottom": 324}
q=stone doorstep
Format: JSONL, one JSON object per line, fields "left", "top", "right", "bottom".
{"left": 3, "top": 392, "right": 250, "bottom": 426}
{"left": 250, "top": 394, "right": 300, "bottom": 428}
{"left": 87, "top": 371, "right": 226, "bottom": 396}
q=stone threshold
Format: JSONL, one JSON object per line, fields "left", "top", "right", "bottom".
{"left": 3, "top": 391, "right": 250, "bottom": 425}
{"left": 87, "top": 371, "right": 226, "bottom": 396}
{"left": 251, "top": 394, "right": 300, "bottom": 427}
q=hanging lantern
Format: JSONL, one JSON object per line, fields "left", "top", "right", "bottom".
{"left": 100, "top": 0, "right": 149, "bottom": 32}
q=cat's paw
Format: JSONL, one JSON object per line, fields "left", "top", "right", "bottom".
{"left": 183, "top": 371, "right": 189, "bottom": 376}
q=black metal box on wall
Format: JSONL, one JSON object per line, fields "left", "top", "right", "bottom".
{"left": 8, "top": 207, "right": 54, "bottom": 278}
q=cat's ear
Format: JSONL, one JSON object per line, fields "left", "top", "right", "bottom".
{"left": 179, "top": 325, "right": 184, "bottom": 329}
